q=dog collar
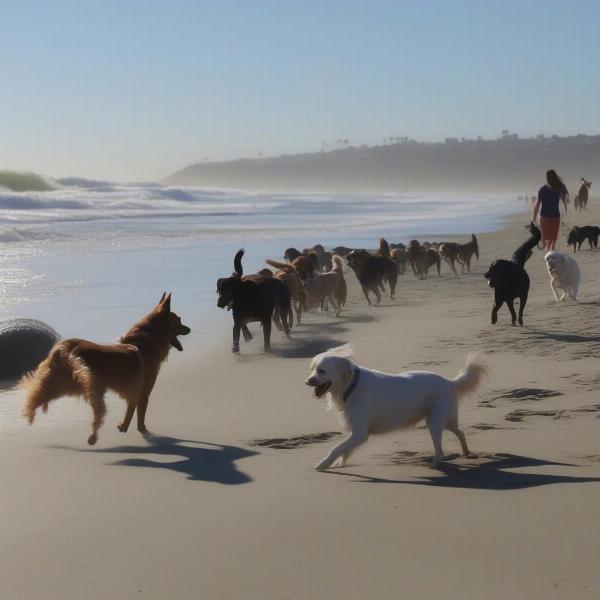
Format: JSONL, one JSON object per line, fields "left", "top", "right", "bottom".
{"left": 343, "top": 368, "right": 360, "bottom": 402}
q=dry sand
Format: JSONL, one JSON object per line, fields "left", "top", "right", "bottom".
{"left": 2, "top": 201, "right": 600, "bottom": 599}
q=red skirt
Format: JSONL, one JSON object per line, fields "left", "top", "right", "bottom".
{"left": 540, "top": 216, "right": 560, "bottom": 243}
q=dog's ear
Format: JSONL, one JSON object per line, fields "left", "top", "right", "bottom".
{"left": 337, "top": 357, "right": 354, "bottom": 391}
{"left": 158, "top": 292, "right": 172, "bottom": 312}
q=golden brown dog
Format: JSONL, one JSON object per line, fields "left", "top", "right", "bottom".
{"left": 21, "top": 293, "right": 190, "bottom": 445}
{"left": 408, "top": 241, "right": 441, "bottom": 279}
{"left": 270, "top": 256, "right": 346, "bottom": 316}
{"left": 438, "top": 242, "right": 463, "bottom": 275}
{"left": 260, "top": 265, "right": 308, "bottom": 325}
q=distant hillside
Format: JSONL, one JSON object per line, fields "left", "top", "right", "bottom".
{"left": 0, "top": 170, "right": 55, "bottom": 192}
{"left": 166, "top": 135, "right": 600, "bottom": 193}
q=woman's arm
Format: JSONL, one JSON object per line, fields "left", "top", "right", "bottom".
{"left": 561, "top": 194, "right": 568, "bottom": 215}
{"left": 532, "top": 198, "right": 541, "bottom": 222}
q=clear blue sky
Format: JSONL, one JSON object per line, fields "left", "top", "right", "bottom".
{"left": 1, "top": 0, "right": 599, "bottom": 181}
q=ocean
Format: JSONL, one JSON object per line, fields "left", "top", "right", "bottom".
{"left": 0, "top": 180, "right": 524, "bottom": 355}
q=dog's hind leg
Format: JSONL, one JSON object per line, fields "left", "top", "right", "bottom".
{"left": 427, "top": 416, "right": 445, "bottom": 468}
{"left": 518, "top": 294, "right": 527, "bottom": 326}
{"left": 388, "top": 271, "right": 398, "bottom": 299}
{"left": 136, "top": 394, "right": 151, "bottom": 434}
{"left": 507, "top": 299, "right": 517, "bottom": 326}
{"left": 316, "top": 432, "right": 367, "bottom": 471}
{"left": 445, "top": 415, "right": 471, "bottom": 457}
{"left": 242, "top": 325, "right": 253, "bottom": 342}
{"left": 85, "top": 386, "right": 107, "bottom": 445}
{"left": 262, "top": 318, "right": 272, "bottom": 352}
{"left": 360, "top": 285, "right": 372, "bottom": 305}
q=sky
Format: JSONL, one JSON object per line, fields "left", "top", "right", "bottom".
{"left": 1, "top": 0, "right": 599, "bottom": 181}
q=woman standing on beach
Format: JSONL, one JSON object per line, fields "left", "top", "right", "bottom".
{"left": 533, "top": 169, "right": 569, "bottom": 250}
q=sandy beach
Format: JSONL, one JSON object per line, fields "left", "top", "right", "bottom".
{"left": 2, "top": 201, "right": 600, "bottom": 600}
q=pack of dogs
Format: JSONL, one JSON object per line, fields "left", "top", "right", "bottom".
{"left": 18, "top": 210, "right": 598, "bottom": 471}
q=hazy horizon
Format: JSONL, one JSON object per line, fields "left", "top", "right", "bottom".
{"left": 2, "top": 0, "right": 600, "bottom": 182}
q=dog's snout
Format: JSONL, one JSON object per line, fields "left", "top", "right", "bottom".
{"left": 305, "top": 377, "right": 316, "bottom": 386}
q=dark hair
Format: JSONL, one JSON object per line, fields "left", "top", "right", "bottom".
{"left": 546, "top": 169, "right": 568, "bottom": 197}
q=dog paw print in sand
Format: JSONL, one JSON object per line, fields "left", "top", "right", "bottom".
{"left": 505, "top": 403, "right": 600, "bottom": 422}
{"left": 249, "top": 431, "right": 341, "bottom": 449}
{"left": 469, "top": 422, "right": 518, "bottom": 431}
{"left": 562, "top": 372, "right": 600, "bottom": 392}
{"left": 479, "top": 387, "right": 562, "bottom": 408}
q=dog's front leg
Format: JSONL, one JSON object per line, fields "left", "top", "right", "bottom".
{"left": 262, "top": 317, "right": 272, "bottom": 353}
{"left": 550, "top": 281, "right": 560, "bottom": 303}
{"left": 136, "top": 394, "right": 150, "bottom": 434}
{"left": 117, "top": 401, "right": 136, "bottom": 433}
{"left": 232, "top": 321, "right": 241, "bottom": 352}
{"left": 316, "top": 432, "right": 367, "bottom": 471}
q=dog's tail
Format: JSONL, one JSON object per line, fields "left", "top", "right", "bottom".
{"left": 265, "top": 258, "right": 296, "bottom": 271}
{"left": 452, "top": 353, "right": 488, "bottom": 399}
{"left": 471, "top": 234, "right": 479, "bottom": 260}
{"left": 20, "top": 343, "right": 85, "bottom": 424}
{"left": 330, "top": 255, "right": 344, "bottom": 272}
{"left": 233, "top": 249, "right": 244, "bottom": 277}
{"left": 266, "top": 258, "right": 294, "bottom": 271}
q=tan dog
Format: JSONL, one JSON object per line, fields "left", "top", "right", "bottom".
{"left": 574, "top": 178, "right": 592, "bottom": 211}
{"left": 438, "top": 242, "right": 463, "bottom": 275}
{"left": 408, "top": 241, "right": 441, "bottom": 279}
{"left": 260, "top": 266, "right": 308, "bottom": 325}
{"left": 303, "top": 256, "right": 347, "bottom": 317}
{"left": 268, "top": 256, "right": 347, "bottom": 316}
{"left": 21, "top": 293, "right": 190, "bottom": 445}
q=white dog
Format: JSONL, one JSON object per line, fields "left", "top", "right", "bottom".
{"left": 305, "top": 346, "right": 488, "bottom": 470}
{"left": 544, "top": 251, "right": 580, "bottom": 302}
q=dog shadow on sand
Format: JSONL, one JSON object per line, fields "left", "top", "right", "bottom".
{"left": 329, "top": 452, "right": 600, "bottom": 491}
{"left": 53, "top": 435, "right": 257, "bottom": 485}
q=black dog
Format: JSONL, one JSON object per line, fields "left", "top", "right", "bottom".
{"left": 346, "top": 249, "right": 398, "bottom": 304}
{"left": 484, "top": 222, "right": 540, "bottom": 326}
{"left": 217, "top": 249, "right": 292, "bottom": 353}
{"left": 567, "top": 226, "right": 600, "bottom": 253}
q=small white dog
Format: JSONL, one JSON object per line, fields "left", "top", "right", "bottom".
{"left": 544, "top": 251, "right": 580, "bottom": 302}
{"left": 305, "top": 346, "right": 488, "bottom": 470}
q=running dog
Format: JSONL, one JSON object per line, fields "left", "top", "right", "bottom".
{"left": 346, "top": 249, "right": 398, "bottom": 304}
{"left": 574, "top": 179, "right": 591, "bottom": 211}
{"left": 258, "top": 267, "right": 308, "bottom": 326}
{"left": 484, "top": 222, "right": 540, "bottom": 325}
{"left": 566, "top": 225, "right": 600, "bottom": 252}
{"left": 407, "top": 241, "right": 441, "bottom": 279}
{"left": 305, "top": 346, "right": 487, "bottom": 470}
{"left": 21, "top": 293, "right": 190, "bottom": 445}
{"left": 438, "top": 242, "right": 463, "bottom": 275}
{"left": 269, "top": 256, "right": 346, "bottom": 317}
{"left": 545, "top": 251, "right": 580, "bottom": 302}
{"left": 218, "top": 249, "right": 292, "bottom": 353}
{"left": 458, "top": 234, "right": 479, "bottom": 273}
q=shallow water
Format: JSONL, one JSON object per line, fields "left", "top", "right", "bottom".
{"left": 0, "top": 182, "right": 524, "bottom": 355}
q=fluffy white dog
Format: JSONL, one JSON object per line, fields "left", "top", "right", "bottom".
{"left": 544, "top": 251, "right": 580, "bottom": 302}
{"left": 305, "top": 346, "right": 488, "bottom": 471}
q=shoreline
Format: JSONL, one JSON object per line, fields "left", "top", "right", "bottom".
{"left": 2, "top": 201, "right": 600, "bottom": 599}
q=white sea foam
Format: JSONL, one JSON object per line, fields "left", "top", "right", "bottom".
{"left": 0, "top": 182, "right": 522, "bottom": 248}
